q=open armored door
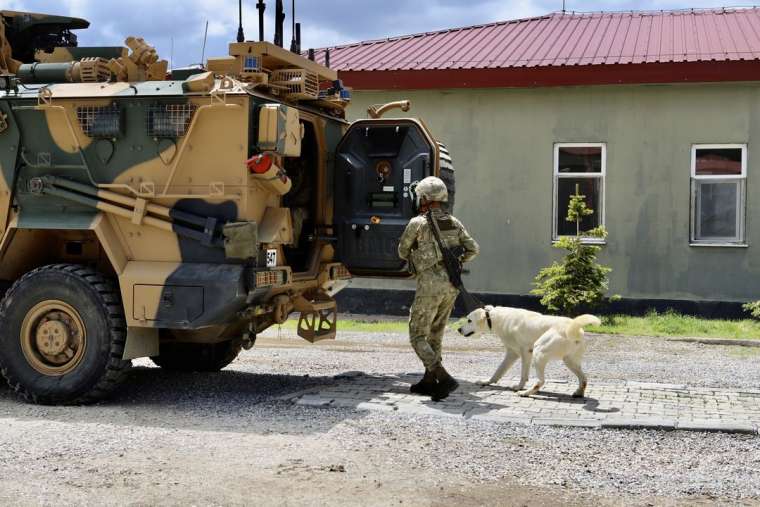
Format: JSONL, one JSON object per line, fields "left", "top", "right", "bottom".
{"left": 334, "top": 119, "right": 438, "bottom": 276}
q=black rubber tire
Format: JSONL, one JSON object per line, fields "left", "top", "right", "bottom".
{"left": 150, "top": 340, "right": 242, "bottom": 372}
{"left": 438, "top": 142, "right": 456, "bottom": 213}
{"left": 0, "top": 264, "right": 130, "bottom": 405}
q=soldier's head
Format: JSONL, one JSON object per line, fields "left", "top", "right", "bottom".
{"left": 414, "top": 176, "right": 448, "bottom": 211}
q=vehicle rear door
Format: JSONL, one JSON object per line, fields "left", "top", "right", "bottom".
{"left": 333, "top": 119, "right": 437, "bottom": 276}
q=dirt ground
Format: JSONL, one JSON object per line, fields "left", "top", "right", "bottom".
{"left": 0, "top": 329, "right": 758, "bottom": 506}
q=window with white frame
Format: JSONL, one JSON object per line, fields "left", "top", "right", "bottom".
{"left": 553, "top": 143, "right": 606, "bottom": 240}
{"left": 690, "top": 144, "right": 747, "bottom": 245}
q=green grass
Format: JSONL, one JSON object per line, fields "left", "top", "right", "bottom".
{"left": 277, "top": 310, "right": 760, "bottom": 340}
{"left": 594, "top": 311, "right": 760, "bottom": 340}
{"left": 278, "top": 318, "right": 408, "bottom": 333}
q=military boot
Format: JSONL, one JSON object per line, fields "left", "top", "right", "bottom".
{"left": 430, "top": 364, "right": 459, "bottom": 401}
{"left": 410, "top": 369, "right": 436, "bottom": 396}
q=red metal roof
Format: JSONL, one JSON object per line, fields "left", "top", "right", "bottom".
{"left": 320, "top": 8, "right": 760, "bottom": 71}
{"left": 315, "top": 8, "right": 760, "bottom": 89}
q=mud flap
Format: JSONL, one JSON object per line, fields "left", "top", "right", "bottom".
{"left": 293, "top": 291, "right": 337, "bottom": 343}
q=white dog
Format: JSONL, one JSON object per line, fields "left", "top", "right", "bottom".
{"left": 458, "top": 306, "right": 601, "bottom": 398}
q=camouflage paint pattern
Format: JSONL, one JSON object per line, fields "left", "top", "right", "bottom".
{"left": 0, "top": 11, "right": 453, "bottom": 359}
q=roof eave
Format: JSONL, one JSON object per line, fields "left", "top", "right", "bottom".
{"left": 338, "top": 60, "right": 760, "bottom": 90}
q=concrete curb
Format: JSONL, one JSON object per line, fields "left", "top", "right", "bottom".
{"left": 667, "top": 337, "right": 760, "bottom": 347}
{"left": 601, "top": 417, "right": 677, "bottom": 431}
{"left": 676, "top": 420, "right": 758, "bottom": 434}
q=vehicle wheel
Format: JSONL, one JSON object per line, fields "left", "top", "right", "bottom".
{"left": 150, "top": 340, "right": 242, "bottom": 372}
{"left": 0, "top": 264, "right": 130, "bottom": 405}
{"left": 438, "top": 142, "right": 456, "bottom": 213}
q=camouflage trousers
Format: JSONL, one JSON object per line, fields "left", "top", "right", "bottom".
{"left": 408, "top": 268, "right": 459, "bottom": 370}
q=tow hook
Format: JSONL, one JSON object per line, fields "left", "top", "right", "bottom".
{"left": 242, "top": 323, "right": 257, "bottom": 350}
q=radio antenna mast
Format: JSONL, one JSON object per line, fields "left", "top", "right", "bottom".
{"left": 257, "top": 0, "right": 266, "bottom": 41}
{"left": 290, "top": 0, "right": 298, "bottom": 53}
{"left": 201, "top": 20, "right": 209, "bottom": 65}
{"left": 237, "top": 0, "right": 245, "bottom": 42}
{"left": 274, "top": 0, "right": 285, "bottom": 47}
{"left": 290, "top": 0, "right": 295, "bottom": 51}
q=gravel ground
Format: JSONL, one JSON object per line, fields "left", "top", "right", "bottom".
{"left": 0, "top": 326, "right": 759, "bottom": 506}
{"left": 257, "top": 327, "right": 760, "bottom": 388}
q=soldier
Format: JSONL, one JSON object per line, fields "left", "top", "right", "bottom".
{"left": 398, "top": 176, "right": 479, "bottom": 401}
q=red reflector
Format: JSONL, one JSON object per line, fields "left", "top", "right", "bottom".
{"left": 247, "top": 153, "right": 273, "bottom": 174}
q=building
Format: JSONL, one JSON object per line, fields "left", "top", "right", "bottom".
{"left": 326, "top": 8, "right": 760, "bottom": 316}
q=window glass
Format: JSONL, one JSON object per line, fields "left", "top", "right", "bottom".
{"left": 695, "top": 148, "right": 743, "bottom": 176}
{"left": 557, "top": 146, "right": 602, "bottom": 173}
{"left": 556, "top": 178, "right": 602, "bottom": 236}
{"left": 697, "top": 181, "right": 739, "bottom": 239}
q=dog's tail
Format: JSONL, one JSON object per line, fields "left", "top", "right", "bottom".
{"left": 567, "top": 314, "right": 602, "bottom": 340}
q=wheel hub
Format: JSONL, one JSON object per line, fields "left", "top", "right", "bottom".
{"left": 36, "top": 319, "right": 71, "bottom": 357}
{"left": 21, "top": 301, "right": 87, "bottom": 376}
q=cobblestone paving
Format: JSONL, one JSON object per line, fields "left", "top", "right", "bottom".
{"left": 282, "top": 373, "right": 760, "bottom": 434}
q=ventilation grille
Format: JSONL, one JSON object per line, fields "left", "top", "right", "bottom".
{"left": 148, "top": 103, "right": 198, "bottom": 138}
{"left": 76, "top": 104, "right": 121, "bottom": 138}
{"left": 270, "top": 69, "right": 319, "bottom": 100}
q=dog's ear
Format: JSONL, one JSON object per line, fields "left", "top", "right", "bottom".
{"left": 485, "top": 305, "right": 495, "bottom": 312}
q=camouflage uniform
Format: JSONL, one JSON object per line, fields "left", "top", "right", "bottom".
{"left": 398, "top": 208, "right": 479, "bottom": 370}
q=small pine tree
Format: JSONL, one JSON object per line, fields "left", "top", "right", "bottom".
{"left": 743, "top": 301, "right": 760, "bottom": 320}
{"left": 532, "top": 185, "right": 614, "bottom": 315}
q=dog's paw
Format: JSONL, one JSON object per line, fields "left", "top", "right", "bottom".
{"left": 572, "top": 391, "right": 586, "bottom": 399}
{"left": 516, "top": 390, "right": 532, "bottom": 398}
{"left": 476, "top": 380, "right": 493, "bottom": 387}
{"left": 507, "top": 383, "right": 525, "bottom": 392}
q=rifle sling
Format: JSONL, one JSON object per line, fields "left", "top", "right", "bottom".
{"left": 426, "top": 212, "right": 457, "bottom": 284}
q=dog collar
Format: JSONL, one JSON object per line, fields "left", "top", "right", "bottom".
{"left": 485, "top": 310, "right": 493, "bottom": 330}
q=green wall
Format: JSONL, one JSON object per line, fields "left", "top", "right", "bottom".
{"left": 347, "top": 83, "right": 760, "bottom": 302}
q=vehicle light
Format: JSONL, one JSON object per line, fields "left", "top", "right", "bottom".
{"left": 255, "top": 269, "right": 286, "bottom": 288}
{"left": 247, "top": 153, "right": 273, "bottom": 174}
{"left": 330, "top": 264, "right": 351, "bottom": 280}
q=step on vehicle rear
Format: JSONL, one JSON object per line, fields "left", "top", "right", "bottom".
{"left": 0, "top": 4, "right": 455, "bottom": 404}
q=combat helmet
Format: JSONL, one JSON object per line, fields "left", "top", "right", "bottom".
{"left": 414, "top": 176, "right": 449, "bottom": 207}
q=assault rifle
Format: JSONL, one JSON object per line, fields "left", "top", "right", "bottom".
{"left": 425, "top": 211, "right": 484, "bottom": 313}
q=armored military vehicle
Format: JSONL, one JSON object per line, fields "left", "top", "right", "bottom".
{"left": 0, "top": 4, "right": 454, "bottom": 404}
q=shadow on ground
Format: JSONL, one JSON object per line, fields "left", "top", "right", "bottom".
{"left": 0, "top": 366, "right": 359, "bottom": 435}
{"left": 290, "top": 371, "right": 617, "bottom": 420}
{"left": 0, "top": 367, "right": 619, "bottom": 433}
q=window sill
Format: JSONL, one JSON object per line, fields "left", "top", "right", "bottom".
{"left": 689, "top": 242, "right": 748, "bottom": 248}
{"left": 552, "top": 238, "right": 607, "bottom": 246}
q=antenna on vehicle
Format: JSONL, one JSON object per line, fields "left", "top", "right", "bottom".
{"left": 289, "top": 0, "right": 298, "bottom": 53}
{"left": 170, "top": 36, "right": 174, "bottom": 70}
{"left": 274, "top": 0, "right": 285, "bottom": 47}
{"left": 257, "top": 0, "right": 266, "bottom": 41}
{"left": 237, "top": 0, "right": 245, "bottom": 42}
{"left": 562, "top": 0, "right": 566, "bottom": 12}
{"left": 201, "top": 20, "right": 209, "bottom": 65}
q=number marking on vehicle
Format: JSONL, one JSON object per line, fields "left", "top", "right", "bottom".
{"left": 266, "top": 249, "right": 278, "bottom": 267}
